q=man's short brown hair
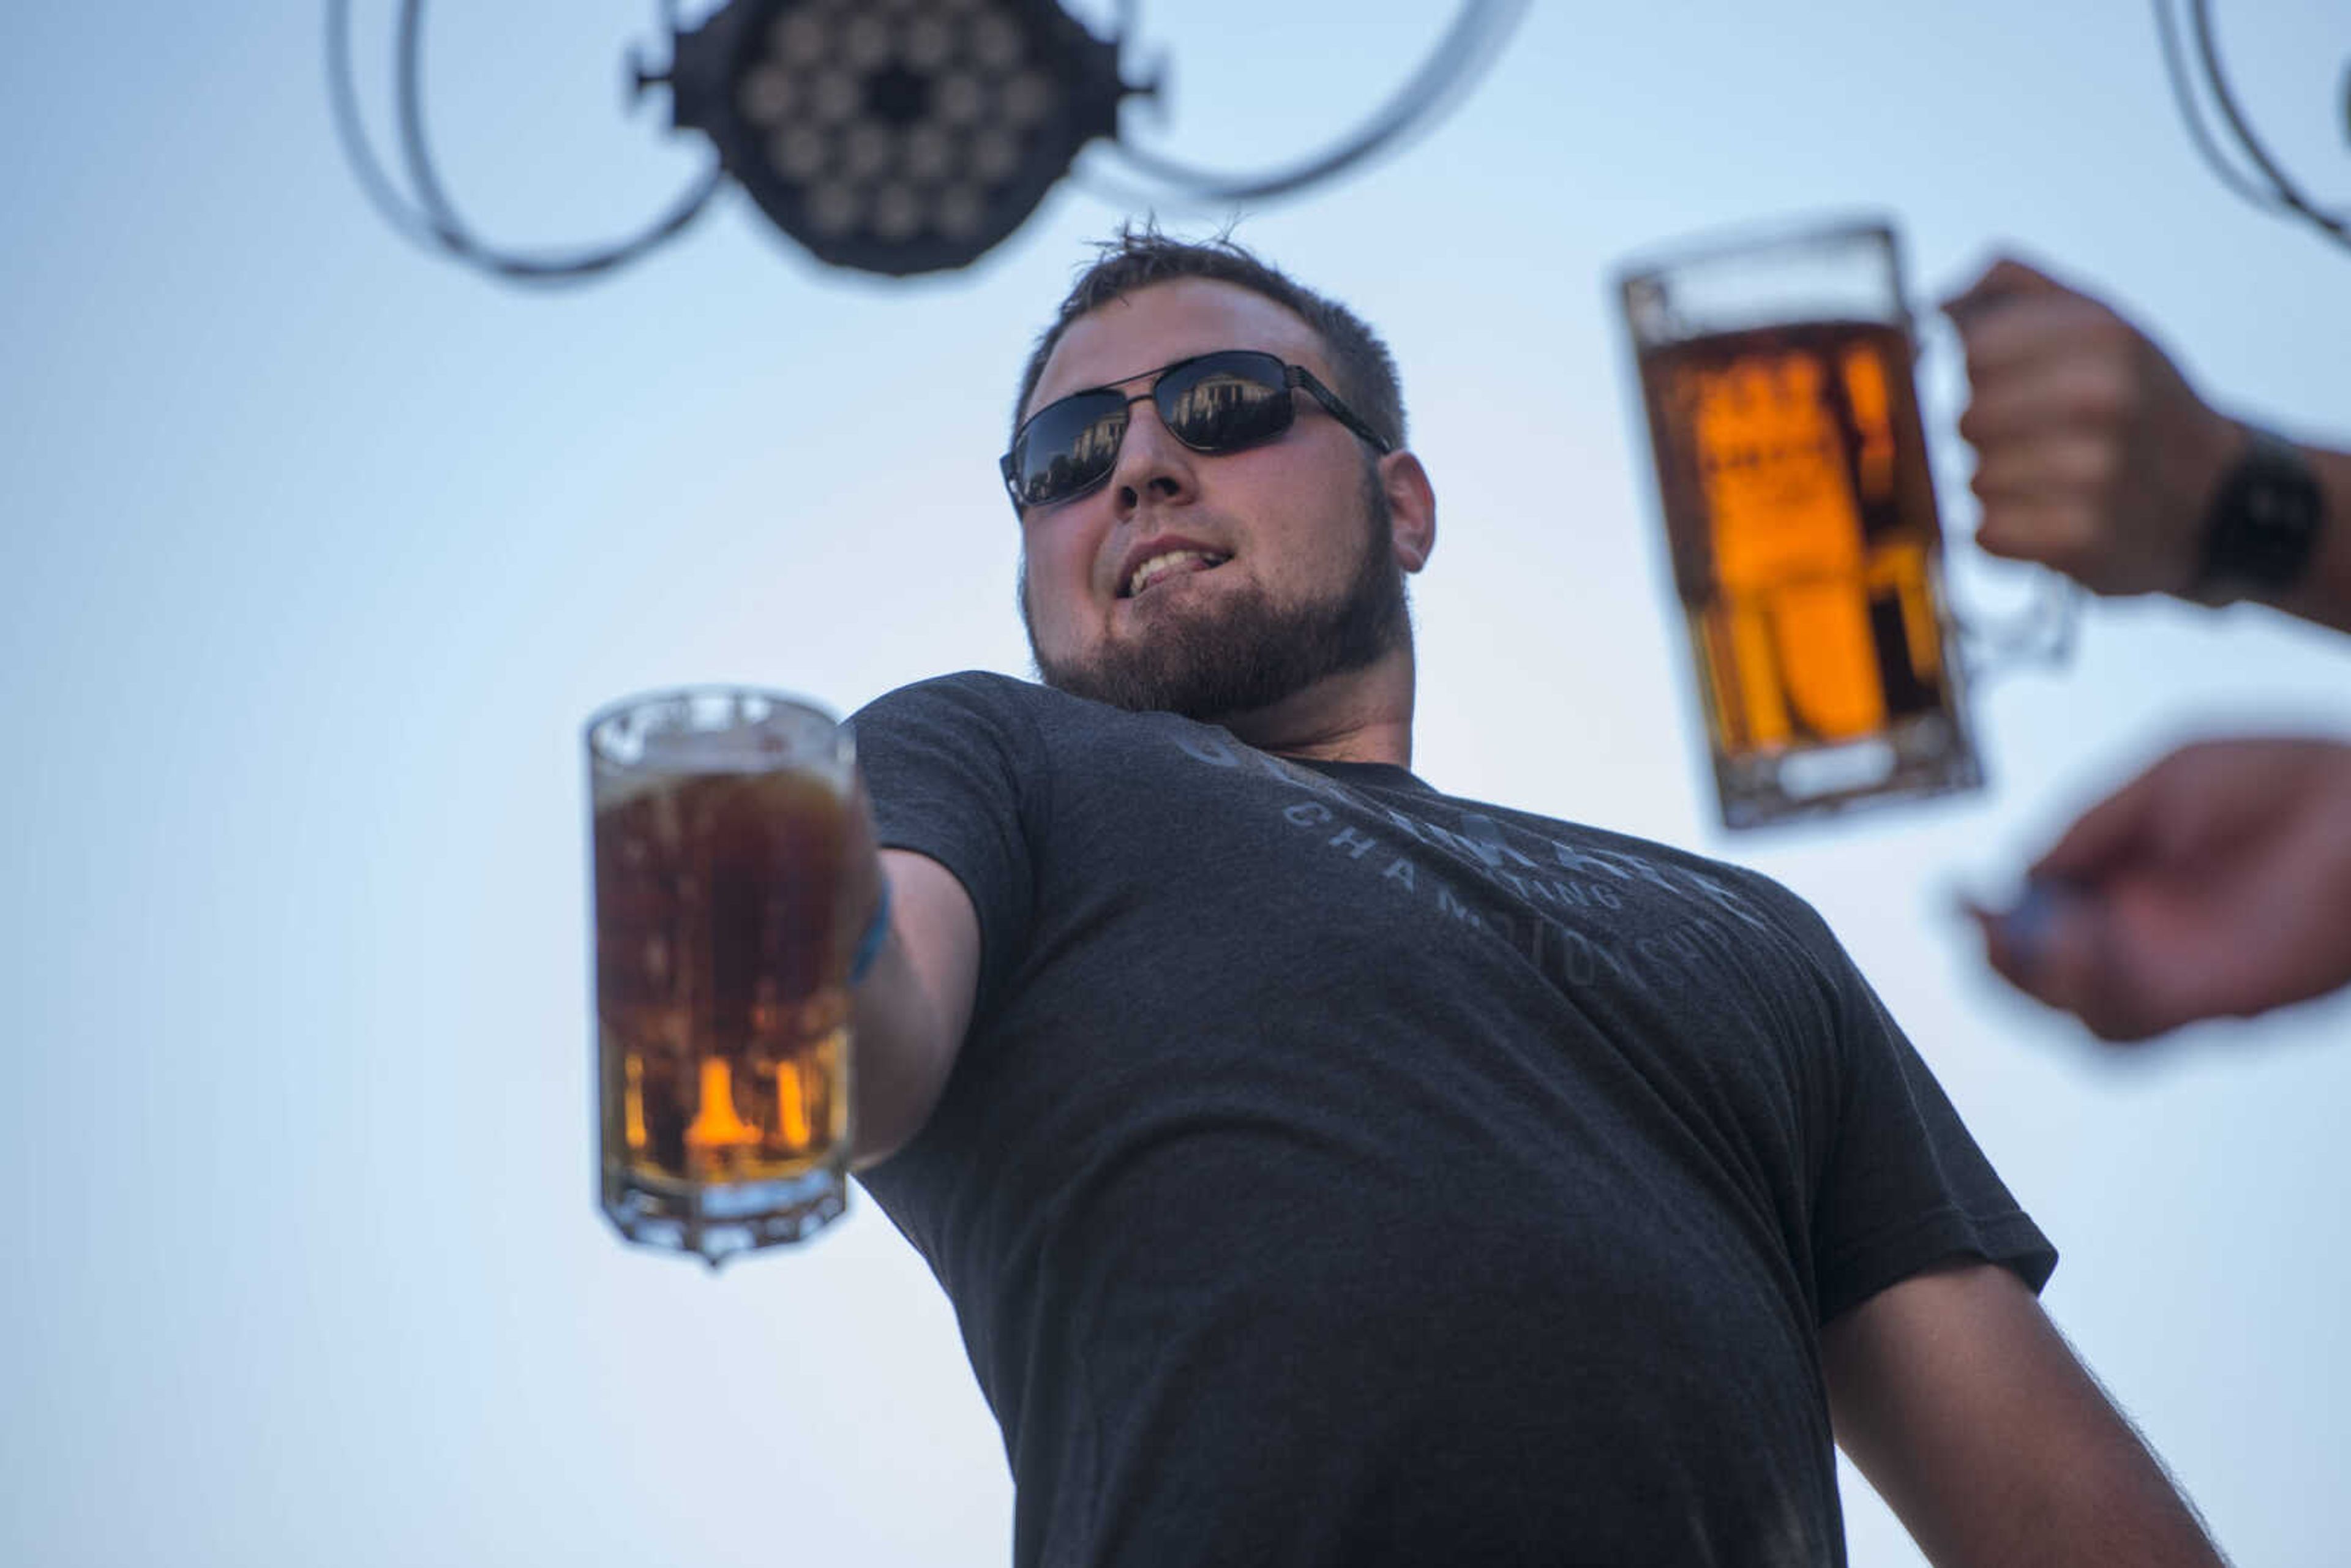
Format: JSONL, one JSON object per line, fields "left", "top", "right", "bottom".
{"left": 1010, "top": 222, "right": 1408, "bottom": 454}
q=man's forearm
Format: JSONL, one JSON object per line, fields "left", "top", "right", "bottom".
{"left": 847, "top": 927, "right": 951, "bottom": 1168}
{"left": 847, "top": 849, "right": 981, "bottom": 1169}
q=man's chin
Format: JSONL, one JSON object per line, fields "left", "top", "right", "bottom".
{"left": 1036, "top": 595, "right": 1292, "bottom": 719}
{"left": 1027, "top": 486, "right": 1407, "bottom": 722}
{"left": 1035, "top": 648, "right": 1272, "bottom": 723}
{"left": 1037, "top": 588, "right": 1404, "bottom": 724}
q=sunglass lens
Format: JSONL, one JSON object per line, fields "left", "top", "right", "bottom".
{"left": 1158, "top": 354, "right": 1292, "bottom": 452}
{"left": 1016, "top": 394, "right": 1128, "bottom": 506}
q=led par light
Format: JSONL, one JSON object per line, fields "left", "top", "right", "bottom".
{"left": 327, "top": 0, "right": 1528, "bottom": 284}
{"left": 664, "top": 0, "right": 1131, "bottom": 276}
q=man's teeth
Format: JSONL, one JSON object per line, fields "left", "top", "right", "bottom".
{"left": 1127, "top": 550, "right": 1227, "bottom": 597}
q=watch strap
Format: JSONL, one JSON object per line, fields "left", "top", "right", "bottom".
{"left": 2193, "top": 426, "right": 2326, "bottom": 604}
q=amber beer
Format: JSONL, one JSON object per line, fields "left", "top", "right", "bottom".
{"left": 587, "top": 691, "right": 859, "bottom": 1264}
{"left": 1621, "top": 221, "right": 1982, "bottom": 828}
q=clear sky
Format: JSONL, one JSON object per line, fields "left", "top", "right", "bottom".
{"left": 6, "top": 2, "right": 2348, "bottom": 1564}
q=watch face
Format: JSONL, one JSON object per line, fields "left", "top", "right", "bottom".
{"left": 2196, "top": 429, "right": 2324, "bottom": 601}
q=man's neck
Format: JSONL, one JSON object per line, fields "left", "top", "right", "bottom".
{"left": 1215, "top": 647, "right": 1416, "bottom": 768}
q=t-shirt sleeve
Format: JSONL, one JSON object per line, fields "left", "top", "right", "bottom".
{"left": 1796, "top": 913, "right": 2059, "bottom": 1326}
{"left": 849, "top": 672, "right": 1048, "bottom": 1023}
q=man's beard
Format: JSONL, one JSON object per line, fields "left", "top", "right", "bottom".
{"left": 1025, "top": 470, "right": 1409, "bottom": 723}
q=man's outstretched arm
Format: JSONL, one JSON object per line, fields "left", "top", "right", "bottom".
{"left": 847, "top": 844, "right": 981, "bottom": 1170}
{"left": 1822, "top": 1258, "right": 2227, "bottom": 1567}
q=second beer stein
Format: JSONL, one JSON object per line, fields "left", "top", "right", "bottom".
{"left": 1618, "top": 217, "right": 1985, "bottom": 830}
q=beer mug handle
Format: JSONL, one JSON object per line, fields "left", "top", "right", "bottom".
{"left": 1950, "top": 573, "right": 2082, "bottom": 680}
{"left": 1913, "top": 309, "right": 2085, "bottom": 684}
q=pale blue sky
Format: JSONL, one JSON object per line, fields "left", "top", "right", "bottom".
{"left": 6, "top": 3, "right": 2349, "bottom": 1564}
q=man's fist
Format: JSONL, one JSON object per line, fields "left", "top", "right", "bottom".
{"left": 1944, "top": 257, "right": 2247, "bottom": 598}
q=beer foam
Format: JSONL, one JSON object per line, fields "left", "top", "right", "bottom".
{"left": 591, "top": 754, "right": 849, "bottom": 817}
{"left": 636, "top": 724, "right": 808, "bottom": 773}
{"left": 588, "top": 691, "right": 852, "bottom": 812}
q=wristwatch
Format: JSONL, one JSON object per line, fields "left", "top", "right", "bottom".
{"left": 2191, "top": 425, "right": 2327, "bottom": 604}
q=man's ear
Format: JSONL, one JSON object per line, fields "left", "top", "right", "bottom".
{"left": 1381, "top": 451, "right": 1436, "bottom": 573}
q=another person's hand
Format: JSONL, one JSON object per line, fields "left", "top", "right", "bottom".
{"left": 1969, "top": 736, "right": 2351, "bottom": 1041}
{"left": 1943, "top": 257, "right": 2247, "bottom": 599}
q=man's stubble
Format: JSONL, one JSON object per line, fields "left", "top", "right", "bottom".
{"left": 1023, "top": 465, "right": 1408, "bottom": 724}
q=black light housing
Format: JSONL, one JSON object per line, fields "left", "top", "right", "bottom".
{"left": 664, "top": 0, "right": 1133, "bottom": 276}
{"left": 327, "top": 0, "right": 1529, "bottom": 286}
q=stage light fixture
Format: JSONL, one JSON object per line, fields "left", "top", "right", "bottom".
{"left": 659, "top": 0, "right": 1128, "bottom": 275}
{"left": 327, "top": 0, "right": 1532, "bottom": 285}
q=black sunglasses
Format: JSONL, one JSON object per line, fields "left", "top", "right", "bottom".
{"left": 1001, "top": 348, "right": 1392, "bottom": 511}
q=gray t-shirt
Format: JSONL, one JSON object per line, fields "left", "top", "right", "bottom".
{"left": 853, "top": 670, "right": 2054, "bottom": 1568}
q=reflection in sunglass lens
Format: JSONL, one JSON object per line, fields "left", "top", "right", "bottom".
{"left": 1010, "top": 352, "right": 1301, "bottom": 508}
{"left": 1161, "top": 362, "right": 1290, "bottom": 449}
{"left": 1017, "top": 394, "right": 1126, "bottom": 506}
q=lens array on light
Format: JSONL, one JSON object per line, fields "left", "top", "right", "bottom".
{"left": 731, "top": 0, "right": 1067, "bottom": 244}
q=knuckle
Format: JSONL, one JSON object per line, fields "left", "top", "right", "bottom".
{"left": 2072, "top": 364, "right": 2135, "bottom": 422}
{"left": 2072, "top": 439, "right": 2124, "bottom": 492}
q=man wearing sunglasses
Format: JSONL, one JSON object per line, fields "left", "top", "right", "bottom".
{"left": 834, "top": 228, "right": 2225, "bottom": 1568}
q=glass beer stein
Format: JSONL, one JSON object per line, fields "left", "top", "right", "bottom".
{"left": 585, "top": 689, "right": 860, "bottom": 1265}
{"left": 1619, "top": 217, "right": 1986, "bottom": 830}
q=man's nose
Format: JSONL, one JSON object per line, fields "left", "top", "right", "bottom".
{"left": 1108, "top": 392, "right": 1198, "bottom": 514}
